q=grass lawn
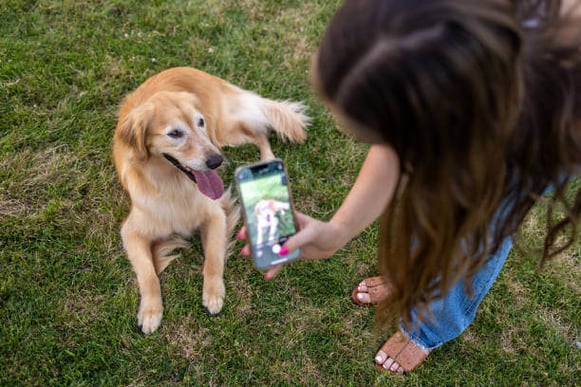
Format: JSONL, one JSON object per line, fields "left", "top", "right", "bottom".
{"left": 1, "top": 0, "right": 579, "bottom": 385}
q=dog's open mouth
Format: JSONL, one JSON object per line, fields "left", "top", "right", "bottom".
{"left": 163, "top": 154, "right": 224, "bottom": 200}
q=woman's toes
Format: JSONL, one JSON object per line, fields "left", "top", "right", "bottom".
{"left": 356, "top": 282, "right": 372, "bottom": 303}
{"left": 356, "top": 292, "right": 371, "bottom": 303}
{"left": 383, "top": 357, "right": 395, "bottom": 370}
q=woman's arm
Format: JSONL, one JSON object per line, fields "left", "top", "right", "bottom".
{"left": 328, "top": 143, "right": 401, "bottom": 248}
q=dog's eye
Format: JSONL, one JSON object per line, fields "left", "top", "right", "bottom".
{"left": 196, "top": 116, "right": 205, "bottom": 128}
{"left": 167, "top": 129, "right": 184, "bottom": 139}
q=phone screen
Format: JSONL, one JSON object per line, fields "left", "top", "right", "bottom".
{"left": 236, "top": 160, "right": 300, "bottom": 269}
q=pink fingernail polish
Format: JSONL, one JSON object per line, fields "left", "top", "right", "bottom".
{"left": 279, "top": 246, "right": 288, "bottom": 256}
{"left": 236, "top": 230, "right": 243, "bottom": 240}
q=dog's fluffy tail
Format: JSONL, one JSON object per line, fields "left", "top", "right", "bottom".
{"left": 260, "top": 99, "right": 309, "bottom": 143}
{"left": 152, "top": 236, "right": 190, "bottom": 275}
{"left": 220, "top": 188, "right": 241, "bottom": 259}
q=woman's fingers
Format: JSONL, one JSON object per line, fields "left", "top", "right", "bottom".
{"left": 237, "top": 227, "right": 250, "bottom": 256}
{"left": 236, "top": 226, "right": 247, "bottom": 240}
{"left": 264, "top": 264, "right": 284, "bottom": 280}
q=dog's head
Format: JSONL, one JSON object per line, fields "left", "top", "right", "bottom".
{"left": 254, "top": 200, "right": 269, "bottom": 217}
{"left": 116, "top": 91, "right": 224, "bottom": 199}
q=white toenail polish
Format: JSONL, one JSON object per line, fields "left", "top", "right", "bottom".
{"left": 358, "top": 294, "right": 364, "bottom": 300}
{"left": 375, "top": 355, "right": 382, "bottom": 363}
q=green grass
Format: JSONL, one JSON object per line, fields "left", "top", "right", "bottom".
{"left": 1, "top": 0, "right": 579, "bottom": 385}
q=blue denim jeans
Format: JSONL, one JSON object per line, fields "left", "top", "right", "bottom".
{"left": 401, "top": 235, "right": 513, "bottom": 350}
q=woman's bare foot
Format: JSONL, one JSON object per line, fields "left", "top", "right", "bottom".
{"left": 374, "top": 331, "right": 430, "bottom": 374}
{"left": 351, "top": 276, "right": 391, "bottom": 306}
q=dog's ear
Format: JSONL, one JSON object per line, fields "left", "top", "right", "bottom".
{"left": 115, "top": 103, "right": 154, "bottom": 160}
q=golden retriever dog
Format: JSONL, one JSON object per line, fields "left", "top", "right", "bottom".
{"left": 113, "top": 67, "right": 308, "bottom": 333}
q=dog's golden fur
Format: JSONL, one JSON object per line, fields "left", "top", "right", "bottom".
{"left": 113, "top": 67, "right": 308, "bottom": 333}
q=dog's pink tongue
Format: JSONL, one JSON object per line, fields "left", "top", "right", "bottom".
{"left": 192, "top": 170, "right": 224, "bottom": 200}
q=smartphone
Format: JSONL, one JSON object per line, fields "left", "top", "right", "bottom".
{"left": 235, "top": 159, "right": 301, "bottom": 270}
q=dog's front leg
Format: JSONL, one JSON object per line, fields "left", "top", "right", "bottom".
{"left": 200, "top": 210, "right": 227, "bottom": 315}
{"left": 256, "top": 223, "right": 264, "bottom": 245}
{"left": 268, "top": 220, "right": 277, "bottom": 242}
{"left": 121, "top": 222, "right": 163, "bottom": 334}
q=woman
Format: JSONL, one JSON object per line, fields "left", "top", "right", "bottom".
{"left": 239, "top": 0, "right": 581, "bottom": 374}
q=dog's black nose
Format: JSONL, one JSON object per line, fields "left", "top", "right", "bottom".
{"left": 206, "top": 154, "right": 223, "bottom": 170}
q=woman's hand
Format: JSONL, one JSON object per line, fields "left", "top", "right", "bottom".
{"left": 283, "top": 211, "right": 348, "bottom": 259}
{"left": 237, "top": 211, "right": 346, "bottom": 280}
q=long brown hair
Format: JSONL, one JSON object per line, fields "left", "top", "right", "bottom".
{"left": 314, "top": 0, "right": 581, "bottom": 328}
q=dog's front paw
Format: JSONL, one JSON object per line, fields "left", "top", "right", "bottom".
{"left": 137, "top": 299, "right": 163, "bottom": 334}
{"left": 202, "top": 278, "right": 225, "bottom": 315}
